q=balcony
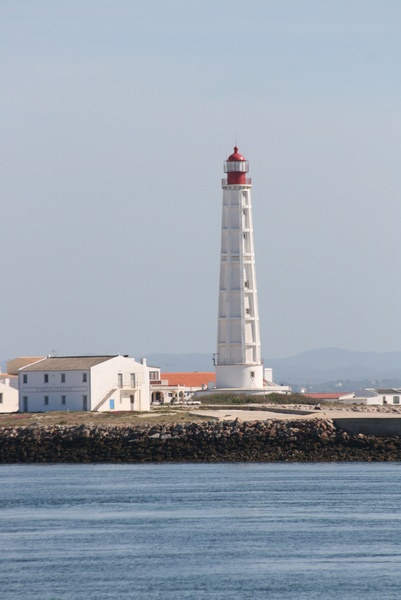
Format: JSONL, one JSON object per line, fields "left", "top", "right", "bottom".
{"left": 221, "top": 178, "right": 252, "bottom": 186}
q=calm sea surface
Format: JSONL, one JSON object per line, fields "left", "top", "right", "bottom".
{"left": 0, "top": 463, "right": 400, "bottom": 599}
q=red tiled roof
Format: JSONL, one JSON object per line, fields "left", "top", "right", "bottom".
{"left": 160, "top": 372, "right": 216, "bottom": 388}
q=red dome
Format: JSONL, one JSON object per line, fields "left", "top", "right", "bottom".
{"left": 227, "top": 146, "right": 246, "bottom": 161}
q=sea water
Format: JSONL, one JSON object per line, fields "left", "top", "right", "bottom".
{"left": 0, "top": 463, "right": 400, "bottom": 599}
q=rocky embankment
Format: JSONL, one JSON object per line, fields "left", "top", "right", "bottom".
{"left": 1, "top": 418, "right": 401, "bottom": 463}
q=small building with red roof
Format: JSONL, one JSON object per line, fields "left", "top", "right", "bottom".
{"left": 150, "top": 372, "right": 215, "bottom": 405}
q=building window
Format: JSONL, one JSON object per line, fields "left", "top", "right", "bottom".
{"left": 82, "top": 373, "right": 87, "bottom": 383}
{"left": 44, "top": 374, "right": 49, "bottom": 383}
{"left": 244, "top": 281, "right": 249, "bottom": 288}
{"left": 61, "top": 395, "right": 66, "bottom": 405}
{"left": 393, "top": 396, "right": 400, "bottom": 404}
{"left": 250, "top": 371, "right": 255, "bottom": 378}
{"left": 23, "top": 396, "right": 28, "bottom": 412}
{"left": 118, "top": 373, "right": 123, "bottom": 388}
{"left": 149, "top": 371, "right": 159, "bottom": 381}
{"left": 83, "top": 395, "right": 88, "bottom": 410}
{"left": 61, "top": 373, "right": 66, "bottom": 383}
{"left": 23, "top": 374, "right": 28, "bottom": 384}
{"left": 44, "top": 396, "right": 49, "bottom": 406}
{"left": 0, "top": 393, "right": 3, "bottom": 404}
{"left": 130, "top": 373, "right": 136, "bottom": 387}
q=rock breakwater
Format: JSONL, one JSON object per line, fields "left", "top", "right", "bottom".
{"left": 1, "top": 419, "right": 401, "bottom": 463}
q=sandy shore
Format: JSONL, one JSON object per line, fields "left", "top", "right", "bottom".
{"left": 194, "top": 405, "right": 401, "bottom": 422}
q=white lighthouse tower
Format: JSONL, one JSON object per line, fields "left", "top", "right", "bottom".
{"left": 215, "top": 146, "right": 265, "bottom": 389}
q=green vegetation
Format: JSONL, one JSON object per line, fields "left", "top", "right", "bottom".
{"left": 267, "top": 393, "right": 318, "bottom": 405}
{"left": 0, "top": 409, "right": 206, "bottom": 428}
{"left": 200, "top": 392, "right": 312, "bottom": 406}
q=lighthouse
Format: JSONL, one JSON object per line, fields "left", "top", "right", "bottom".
{"left": 215, "top": 147, "right": 265, "bottom": 389}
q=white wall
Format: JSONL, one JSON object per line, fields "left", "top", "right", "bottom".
{"left": 380, "top": 392, "right": 401, "bottom": 406}
{"left": 340, "top": 397, "right": 382, "bottom": 406}
{"left": 264, "top": 368, "right": 273, "bottom": 383}
{"left": 0, "top": 380, "right": 19, "bottom": 413}
{"left": 19, "top": 369, "right": 90, "bottom": 412}
{"left": 91, "top": 356, "right": 150, "bottom": 412}
{"left": 217, "top": 184, "right": 262, "bottom": 373}
{"left": 216, "top": 364, "right": 264, "bottom": 389}
{"left": 339, "top": 391, "right": 401, "bottom": 406}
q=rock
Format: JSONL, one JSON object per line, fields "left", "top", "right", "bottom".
{"left": 0, "top": 419, "right": 401, "bottom": 463}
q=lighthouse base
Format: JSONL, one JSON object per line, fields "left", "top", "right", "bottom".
{"left": 215, "top": 364, "right": 264, "bottom": 389}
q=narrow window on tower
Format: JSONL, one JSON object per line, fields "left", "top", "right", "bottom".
{"left": 61, "top": 373, "right": 65, "bottom": 383}
{"left": 61, "top": 395, "right": 66, "bottom": 405}
{"left": 44, "top": 374, "right": 49, "bottom": 383}
{"left": 244, "top": 281, "right": 249, "bottom": 288}
{"left": 44, "top": 396, "right": 49, "bottom": 406}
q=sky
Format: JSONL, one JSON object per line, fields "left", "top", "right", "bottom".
{"left": 1, "top": 0, "right": 401, "bottom": 361}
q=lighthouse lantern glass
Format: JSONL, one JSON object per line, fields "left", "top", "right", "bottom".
{"left": 224, "top": 160, "right": 249, "bottom": 173}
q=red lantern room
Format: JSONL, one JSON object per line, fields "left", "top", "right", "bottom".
{"left": 224, "top": 146, "right": 249, "bottom": 185}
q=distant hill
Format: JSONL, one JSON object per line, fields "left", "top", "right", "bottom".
{"left": 145, "top": 348, "right": 401, "bottom": 391}
{"left": 266, "top": 348, "right": 401, "bottom": 385}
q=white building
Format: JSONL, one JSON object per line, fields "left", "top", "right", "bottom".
{"left": 0, "top": 378, "right": 19, "bottom": 413}
{"left": 150, "top": 372, "right": 216, "bottom": 405}
{"left": 339, "top": 388, "right": 401, "bottom": 406}
{"left": 19, "top": 355, "right": 157, "bottom": 413}
{"left": 215, "top": 146, "right": 290, "bottom": 394}
{"left": 0, "top": 357, "right": 45, "bottom": 413}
